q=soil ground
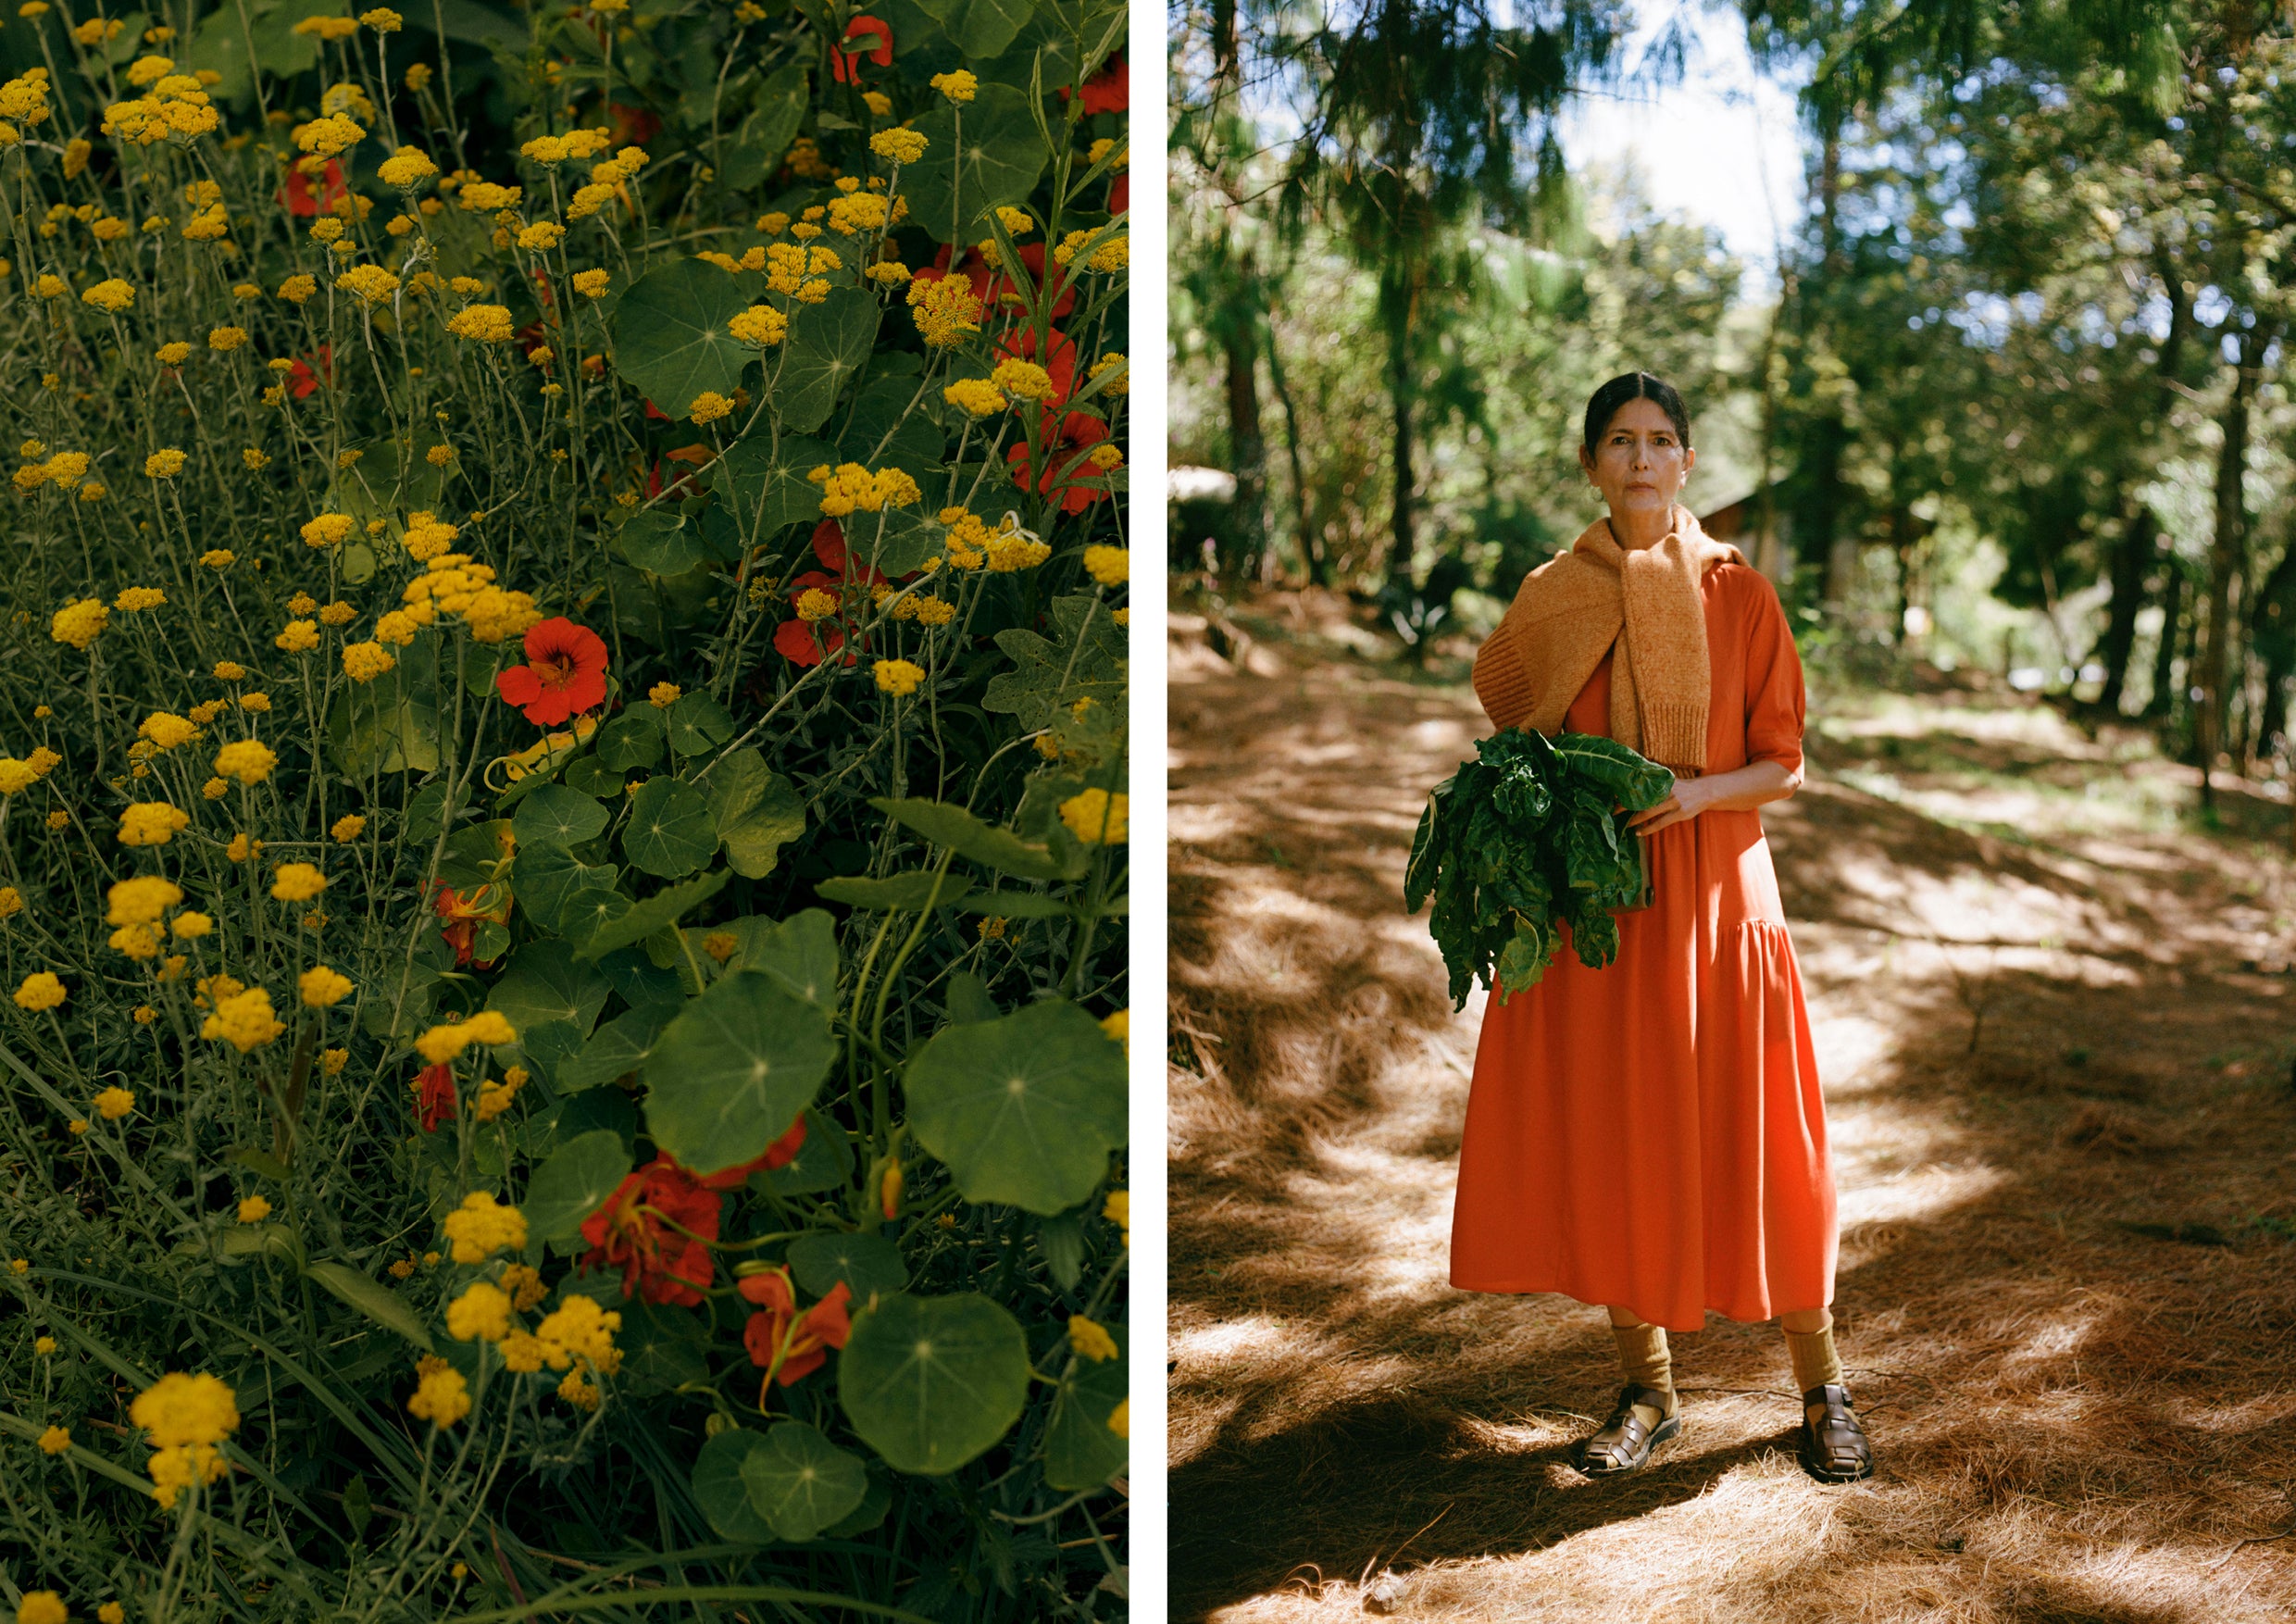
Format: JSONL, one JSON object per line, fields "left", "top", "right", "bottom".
{"left": 1166, "top": 591, "right": 2296, "bottom": 1623}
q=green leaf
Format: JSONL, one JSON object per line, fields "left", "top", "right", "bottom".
{"left": 620, "top": 507, "right": 716, "bottom": 577}
{"left": 904, "top": 84, "right": 1050, "bottom": 243}
{"left": 982, "top": 594, "right": 1127, "bottom": 731}
{"left": 327, "top": 634, "right": 441, "bottom": 776}
{"left": 564, "top": 754, "right": 628, "bottom": 797}
{"left": 774, "top": 287, "right": 879, "bottom": 434}
{"left": 711, "top": 436, "right": 835, "bottom": 535}
{"left": 839, "top": 1292, "right": 1031, "bottom": 1475}
{"left": 708, "top": 750, "right": 807, "bottom": 879}
{"left": 513, "top": 783, "right": 609, "bottom": 849}
{"left": 486, "top": 940, "right": 615, "bottom": 1040}
{"left": 720, "top": 63, "right": 808, "bottom": 191}
{"left": 666, "top": 692, "right": 737, "bottom": 754}
{"left": 618, "top": 1300, "right": 712, "bottom": 1389}
{"left": 692, "top": 1428, "right": 780, "bottom": 1543}
{"left": 555, "top": 1006, "right": 673, "bottom": 1093}
{"left": 741, "top": 1421, "right": 867, "bottom": 1543}
{"left": 871, "top": 796, "right": 1078, "bottom": 880}
{"left": 944, "top": 971, "right": 999, "bottom": 1026}
{"left": 721, "top": 910, "right": 841, "bottom": 1007}
{"left": 595, "top": 707, "right": 668, "bottom": 772}
{"left": 905, "top": 999, "right": 1127, "bottom": 1215}
{"left": 305, "top": 1262, "right": 433, "bottom": 1352}
{"left": 817, "top": 871, "right": 975, "bottom": 911}
{"left": 788, "top": 1232, "right": 908, "bottom": 1303}
{"left": 224, "top": 1145, "right": 292, "bottom": 1181}
{"left": 822, "top": 1473, "right": 892, "bottom": 1538}
{"left": 943, "top": 0, "right": 1034, "bottom": 58}
{"left": 577, "top": 869, "right": 730, "bottom": 959}
{"left": 955, "top": 890, "right": 1073, "bottom": 919}
{"left": 622, "top": 777, "right": 719, "bottom": 879}
{"left": 611, "top": 257, "right": 759, "bottom": 418}
{"left": 521, "top": 1129, "right": 632, "bottom": 1244}
{"left": 643, "top": 970, "right": 838, "bottom": 1176}
{"left": 1043, "top": 1321, "right": 1128, "bottom": 1491}
{"left": 764, "top": 1107, "right": 853, "bottom": 1195}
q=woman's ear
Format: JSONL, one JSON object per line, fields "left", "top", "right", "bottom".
{"left": 1578, "top": 443, "right": 1596, "bottom": 481}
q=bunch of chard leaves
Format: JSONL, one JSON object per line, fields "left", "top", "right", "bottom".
{"left": 1405, "top": 729, "right": 1675, "bottom": 1009}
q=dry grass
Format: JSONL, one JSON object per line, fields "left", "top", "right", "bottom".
{"left": 1167, "top": 593, "right": 2296, "bottom": 1623}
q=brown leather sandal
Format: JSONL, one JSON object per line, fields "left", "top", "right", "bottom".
{"left": 1578, "top": 1383, "right": 1680, "bottom": 1477}
{"left": 1797, "top": 1383, "right": 1875, "bottom": 1482}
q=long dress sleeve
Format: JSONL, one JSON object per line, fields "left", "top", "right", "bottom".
{"left": 1739, "top": 571, "right": 1806, "bottom": 777}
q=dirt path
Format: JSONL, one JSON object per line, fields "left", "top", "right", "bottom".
{"left": 1167, "top": 596, "right": 2296, "bottom": 1623}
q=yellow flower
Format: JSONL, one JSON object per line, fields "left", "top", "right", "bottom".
{"left": 94, "top": 1086, "right": 135, "bottom": 1119}
{"left": 17, "top": 1594, "right": 66, "bottom": 1624}
{"left": 1107, "top": 1397, "right": 1129, "bottom": 1438}
{"left": 990, "top": 357, "right": 1057, "bottom": 403}
{"left": 115, "top": 587, "right": 168, "bottom": 615}
{"left": 1067, "top": 1314, "right": 1118, "bottom": 1363}
{"left": 648, "top": 681, "right": 681, "bottom": 708}
{"left": 942, "top": 377, "right": 1005, "bottom": 418}
{"left": 323, "top": 1047, "right": 348, "bottom": 1075}
{"left": 203, "top": 987, "right": 285, "bottom": 1052}
{"left": 907, "top": 273, "right": 982, "bottom": 347}
{"left": 131, "top": 1370, "right": 240, "bottom": 1448}
{"left": 95, "top": 1608, "right": 121, "bottom": 1624}
{"left": 729, "top": 305, "right": 787, "bottom": 346}
{"left": 1103, "top": 1188, "right": 1129, "bottom": 1244}
{"left": 1082, "top": 545, "right": 1129, "bottom": 587}
{"left": 328, "top": 814, "right": 368, "bottom": 845}
{"left": 277, "top": 273, "right": 318, "bottom": 305}
{"left": 144, "top": 448, "right": 187, "bottom": 478}
{"left": 118, "top": 803, "right": 191, "bottom": 846}
{"left": 298, "top": 965, "right": 353, "bottom": 1007}
{"left": 212, "top": 740, "right": 276, "bottom": 785}
{"left": 418, "top": 1192, "right": 522, "bottom": 1269}
{"left": 446, "top": 1279, "right": 514, "bottom": 1343}
{"left": 301, "top": 513, "right": 356, "bottom": 549}
{"left": 155, "top": 340, "right": 193, "bottom": 367}
{"left": 867, "top": 128, "right": 929, "bottom": 166}
{"left": 378, "top": 146, "right": 435, "bottom": 188}
{"left": 407, "top": 1364, "right": 470, "bottom": 1427}
{"left": 516, "top": 220, "right": 565, "bottom": 251}
{"left": 873, "top": 658, "right": 925, "bottom": 696}
{"left": 688, "top": 391, "right": 734, "bottom": 425}
{"left": 446, "top": 304, "right": 515, "bottom": 343}
{"left": 1058, "top": 788, "right": 1127, "bottom": 845}
{"left": 237, "top": 1195, "right": 271, "bottom": 1223}
{"left": 336, "top": 264, "right": 399, "bottom": 306}
{"left": 270, "top": 863, "right": 327, "bottom": 902}
{"left": 342, "top": 642, "right": 394, "bottom": 683}
{"left": 275, "top": 620, "right": 321, "bottom": 653}
{"left": 82, "top": 278, "right": 135, "bottom": 312}
{"left": 930, "top": 69, "right": 978, "bottom": 102}
{"left": 106, "top": 875, "right": 183, "bottom": 925}
{"left": 172, "top": 912, "right": 213, "bottom": 938}
{"left": 795, "top": 587, "right": 839, "bottom": 623}
{"left": 572, "top": 268, "right": 610, "bottom": 297}
{"left": 0, "top": 759, "right": 36, "bottom": 794}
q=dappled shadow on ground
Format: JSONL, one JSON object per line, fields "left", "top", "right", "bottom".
{"left": 1167, "top": 605, "right": 2296, "bottom": 1623}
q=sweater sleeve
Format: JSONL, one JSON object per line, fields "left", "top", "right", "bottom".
{"left": 1472, "top": 602, "right": 1536, "bottom": 732}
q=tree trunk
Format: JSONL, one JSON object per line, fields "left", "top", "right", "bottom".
{"left": 2148, "top": 558, "right": 2184, "bottom": 719}
{"left": 2198, "top": 338, "right": 2261, "bottom": 806}
{"left": 2097, "top": 504, "right": 2158, "bottom": 714}
{"left": 1222, "top": 319, "right": 1267, "bottom": 582}
{"left": 1386, "top": 298, "right": 1418, "bottom": 593}
{"left": 1263, "top": 317, "right": 1323, "bottom": 586}
{"left": 2250, "top": 536, "right": 2296, "bottom": 757}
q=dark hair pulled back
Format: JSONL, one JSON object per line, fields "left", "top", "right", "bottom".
{"left": 1582, "top": 372, "right": 1692, "bottom": 455}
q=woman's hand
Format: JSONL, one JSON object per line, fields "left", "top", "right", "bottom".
{"left": 1624, "top": 774, "right": 1720, "bottom": 836}
{"left": 1623, "top": 760, "right": 1803, "bottom": 836}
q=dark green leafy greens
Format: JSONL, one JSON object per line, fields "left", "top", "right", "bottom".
{"left": 1405, "top": 729, "right": 1675, "bottom": 1009}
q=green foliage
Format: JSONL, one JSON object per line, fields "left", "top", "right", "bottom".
{"left": 1407, "top": 730, "right": 1674, "bottom": 1008}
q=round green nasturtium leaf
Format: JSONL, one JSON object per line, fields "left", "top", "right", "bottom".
{"left": 839, "top": 1291, "right": 1031, "bottom": 1476}
{"left": 642, "top": 970, "right": 837, "bottom": 1176}
{"left": 610, "top": 257, "right": 759, "bottom": 418}
{"left": 740, "top": 1421, "right": 867, "bottom": 1543}
{"left": 691, "top": 1428, "right": 778, "bottom": 1544}
{"left": 622, "top": 776, "right": 718, "bottom": 879}
{"left": 520, "top": 1129, "right": 632, "bottom": 1244}
{"left": 512, "top": 782, "right": 609, "bottom": 848}
{"left": 903, "top": 84, "right": 1050, "bottom": 244}
{"left": 1044, "top": 1320, "right": 1129, "bottom": 1491}
{"left": 619, "top": 507, "right": 715, "bottom": 578}
{"left": 904, "top": 999, "right": 1128, "bottom": 1215}
{"left": 485, "top": 940, "right": 615, "bottom": 1041}
{"left": 788, "top": 1231, "right": 908, "bottom": 1303}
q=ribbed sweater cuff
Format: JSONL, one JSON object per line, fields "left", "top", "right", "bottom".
{"left": 1473, "top": 635, "right": 1533, "bottom": 733}
{"left": 1639, "top": 700, "right": 1706, "bottom": 773}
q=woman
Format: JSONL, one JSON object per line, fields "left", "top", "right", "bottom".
{"left": 1449, "top": 372, "right": 1871, "bottom": 1484}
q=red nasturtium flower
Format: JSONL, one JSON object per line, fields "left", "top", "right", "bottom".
{"left": 1008, "top": 411, "right": 1112, "bottom": 515}
{"left": 739, "top": 1268, "right": 853, "bottom": 1388}
{"left": 496, "top": 618, "right": 609, "bottom": 726}
{"left": 1077, "top": 52, "right": 1127, "bottom": 115}
{"left": 694, "top": 1117, "right": 810, "bottom": 1189}
{"left": 580, "top": 1154, "right": 723, "bottom": 1306}
{"left": 917, "top": 241, "right": 1078, "bottom": 322}
{"left": 773, "top": 519, "right": 885, "bottom": 668}
{"left": 431, "top": 881, "right": 509, "bottom": 968}
{"left": 413, "top": 1063, "right": 458, "bottom": 1131}
{"left": 281, "top": 158, "right": 348, "bottom": 217}
{"left": 287, "top": 344, "right": 333, "bottom": 401}
{"left": 830, "top": 15, "right": 892, "bottom": 83}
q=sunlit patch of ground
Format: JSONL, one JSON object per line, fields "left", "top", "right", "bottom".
{"left": 1167, "top": 594, "right": 2296, "bottom": 1623}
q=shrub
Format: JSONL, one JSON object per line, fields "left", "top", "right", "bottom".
{"left": 0, "top": 1, "right": 1130, "bottom": 1618}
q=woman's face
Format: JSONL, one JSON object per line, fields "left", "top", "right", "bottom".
{"left": 1578, "top": 397, "right": 1696, "bottom": 522}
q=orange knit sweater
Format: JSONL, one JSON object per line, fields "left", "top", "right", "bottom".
{"left": 1471, "top": 506, "right": 1745, "bottom": 774}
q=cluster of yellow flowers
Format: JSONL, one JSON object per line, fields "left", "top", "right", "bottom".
{"left": 131, "top": 1371, "right": 240, "bottom": 1508}
{"left": 203, "top": 985, "right": 285, "bottom": 1053}
{"left": 442, "top": 1191, "right": 529, "bottom": 1262}
{"left": 809, "top": 462, "right": 923, "bottom": 518}
{"left": 907, "top": 274, "right": 982, "bottom": 348}
{"left": 415, "top": 1009, "right": 518, "bottom": 1064}
{"left": 398, "top": 554, "right": 543, "bottom": 643}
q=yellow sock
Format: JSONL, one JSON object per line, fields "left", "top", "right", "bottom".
{"left": 1784, "top": 1313, "right": 1843, "bottom": 1393}
{"left": 1611, "top": 1319, "right": 1677, "bottom": 1425}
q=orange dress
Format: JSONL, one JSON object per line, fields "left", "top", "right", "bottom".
{"left": 1447, "top": 561, "right": 1836, "bottom": 1332}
